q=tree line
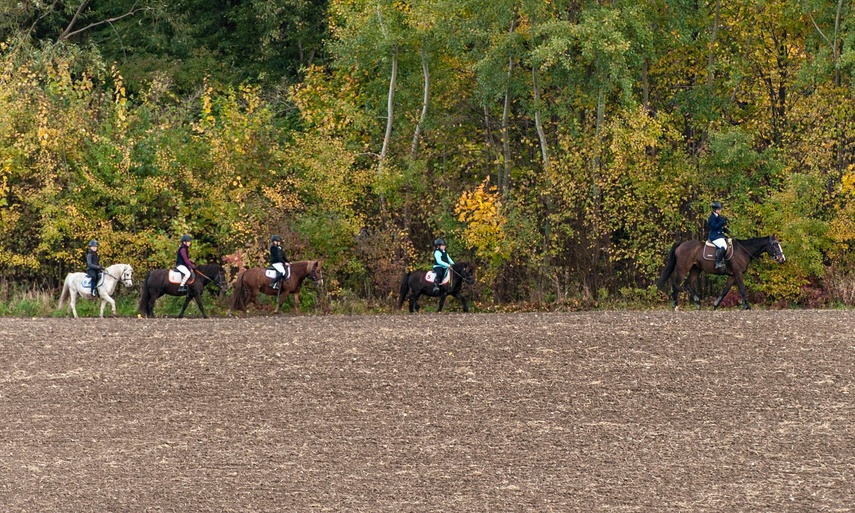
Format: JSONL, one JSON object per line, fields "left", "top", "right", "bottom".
{"left": 2, "top": 0, "right": 855, "bottom": 307}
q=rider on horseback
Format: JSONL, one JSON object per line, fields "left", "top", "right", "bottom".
{"left": 85, "top": 240, "right": 104, "bottom": 297}
{"left": 269, "top": 235, "right": 291, "bottom": 290}
{"left": 432, "top": 238, "right": 454, "bottom": 293}
{"left": 176, "top": 234, "right": 196, "bottom": 293}
{"left": 708, "top": 201, "right": 731, "bottom": 271}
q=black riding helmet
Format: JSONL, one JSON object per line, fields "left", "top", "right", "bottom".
{"left": 271, "top": 235, "right": 282, "bottom": 243}
{"left": 434, "top": 238, "right": 446, "bottom": 247}
{"left": 180, "top": 234, "right": 192, "bottom": 243}
{"left": 711, "top": 201, "right": 723, "bottom": 210}
{"left": 88, "top": 239, "right": 99, "bottom": 247}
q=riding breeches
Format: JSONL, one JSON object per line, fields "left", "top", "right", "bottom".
{"left": 272, "top": 262, "right": 287, "bottom": 277}
{"left": 176, "top": 265, "right": 191, "bottom": 284}
{"left": 711, "top": 238, "right": 727, "bottom": 250}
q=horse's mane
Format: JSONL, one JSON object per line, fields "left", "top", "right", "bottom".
{"left": 733, "top": 236, "right": 774, "bottom": 259}
{"left": 734, "top": 236, "right": 771, "bottom": 246}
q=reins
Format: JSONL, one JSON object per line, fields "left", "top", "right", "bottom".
{"left": 194, "top": 268, "right": 223, "bottom": 289}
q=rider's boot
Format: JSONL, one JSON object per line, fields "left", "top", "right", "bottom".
{"left": 90, "top": 286, "right": 98, "bottom": 297}
{"left": 177, "top": 281, "right": 187, "bottom": 293}
{"left": 271, "top": 273, "right": 280, "bottom": 289}
{"left": 714, "top": 247, "right": 726, "bottom": 271}
{"left": 433, "top": 274, "right": 441, "bottom": 293}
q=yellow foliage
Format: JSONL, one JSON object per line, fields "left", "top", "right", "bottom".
{"left": 455, "top": 178, "right": 509, "bottom": 263}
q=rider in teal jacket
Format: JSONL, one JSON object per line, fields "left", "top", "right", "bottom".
{"left": 432, "top": 238, "right": 454, "bottom": 293}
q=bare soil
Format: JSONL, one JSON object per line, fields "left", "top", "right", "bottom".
{"left": 0, "top": 310, "right": 853, "bottom": 512}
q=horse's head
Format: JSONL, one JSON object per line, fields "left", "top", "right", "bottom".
{"left": 215, "top": 268, "right": 229, "bottom": 290}
{"left": 457, "top": 262, "right": 475, "bottom": 285}
{"left": 768, "top": 235, "right": 786, "bottom": 264}
{"left": 309, "top": 261, "right": 324, "bottom": 288}
{"left": 120, "top": 265, "right": 134, "bottom": 288}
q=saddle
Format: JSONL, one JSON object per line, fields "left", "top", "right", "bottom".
{"left": 168, "top": 269, "right": 196, "bottom": 285}
{"left": 265, "top": 266, "right": 290, "bottom": 280}
{"left": 702, "top": 239, "right": 734, "bottom": 261}
{"left": 424, "top": 270, "right": 452, "bottom": 286}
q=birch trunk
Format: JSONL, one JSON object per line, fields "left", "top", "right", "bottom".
{"left": 410, "top": 43, "right": 430, "bottom": 159}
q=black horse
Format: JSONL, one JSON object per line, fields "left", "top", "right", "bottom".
{"left": 139, "top": 263, "right": 228, "bottom": 318}
{"left": 656, "top": 235, "right": 786, "bottom": 310}
{"left": 397, "top": 262, "right": 475, "bottom": 313}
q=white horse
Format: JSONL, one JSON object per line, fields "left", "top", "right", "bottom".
{"left": 58, "top": 263, "right": 134, "bottom": 318}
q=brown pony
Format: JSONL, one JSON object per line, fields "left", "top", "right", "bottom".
{"left": 656, "top": 235, "right": 785, "bottom": 310}
{"left": 229, "top": 260, "right": 323, "bottom": 315}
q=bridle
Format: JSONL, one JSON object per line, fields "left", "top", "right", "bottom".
{"left": 770, "top": 239, "right": 786, "bottom": 263}
{"left": 102, "top": 265, "right": 133, "bottom": 287}
{"left": 308, "top": 263, "right": 324, "bottom": 287}
{"left": 451, "top": 264, "right": 474, "bottom": 285}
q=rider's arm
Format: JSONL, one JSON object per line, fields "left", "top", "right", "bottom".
{"left": 86, "top": 252, "right": 98, "bottom": 270}
{"left": 434, "top": 250, "right": 450, "bottom": 268}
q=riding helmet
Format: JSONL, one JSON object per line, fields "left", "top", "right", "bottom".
{"left": 180, "top": 234, "right": 192, "bottom": 243}
{"left": 434, "top": 238, "right": 446, "bottom": 247}
{"left": 271, "top": 235, "right": 282, "bottom": 242}
{"left": 88, "top": 239, "right": 99, "bottom": 247}
{"left": 711, "top": 201, "right": 723, "bottom": 210}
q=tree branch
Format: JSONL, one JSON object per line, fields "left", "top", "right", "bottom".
{"left": 58, "top": 2, "right": 146, "bottom": 43}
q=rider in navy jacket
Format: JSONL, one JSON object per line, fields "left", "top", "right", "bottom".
{"left": 708, "top": 201, "right": 731, "bottom": 271}
{"left": 85, "top": 240, "right": 104, "bottom": 296}
{"left": 269, "top": 235, "right": 290, "bottom": 289}
{"left": 175, "top": 234, "right": 196, "bottom": 292}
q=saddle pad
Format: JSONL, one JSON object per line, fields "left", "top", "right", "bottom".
{"left": 265, "top": 269, "right": 278, "bottom": 279}
{"left": 168, "top": 269, "right": 195, "bottom": 284}
{"left": 702, "top": 241, "right": 734, "bottom": 261}
{"left": 80, "top": 276, "right": 104, "bottom": 289}
{"left": 424, "top": 270, "right": 451, "bottom": 285}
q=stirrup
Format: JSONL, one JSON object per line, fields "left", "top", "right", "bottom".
{"left": 177, "top": 285, "right": 187, "bottom": 292}
{"left": 271, "top": 282, "right": 279, "bottom": 289}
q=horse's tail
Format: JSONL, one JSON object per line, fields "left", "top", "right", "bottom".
{"left": 139, "top": 271, "right": 152, "bottom": 315}
{"left": 58, "top": 277, "right": 70, "bottom": 309}
{"left": 231, "top": 271, "right": 247, "bottom": 311}
{"left": 656, "top": 242, "right": 682, "bottom": 291}
{"left": 397, "top": 272, "right": 411, "bottom": 310}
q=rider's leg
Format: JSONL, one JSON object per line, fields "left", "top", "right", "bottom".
{"left": 712, "top": 238, "right": 727, "bottom": 270}
{"left": 89, "top": 271, "right": 99, "bottom": 296}
{"left": 433, "top": 268, "right": 443, "bottom": 293}
{"left": 177, "top": 265, "right": 190, "bottom": 292}
{"left": 714, "top": 247, "right": 726, "bottom": 270}
{"left": 271, "top": 262, "right": 286, "bottom": 289}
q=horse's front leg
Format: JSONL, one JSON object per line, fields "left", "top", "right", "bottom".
{"left": 100, "top": 294, "right": 116, "bottom": 317}
{"left": 451, "top": 292, "right": 469, "bottom": 312}
{"left": 713, "top": 276, "right": 736, "bottom": 310}
{"left": 437, "top": 293, "right": 448, "bottom": 312}
{"left": 194, "top": 292, "right": 208, "bottom": 318}
{"left": 735, "top": 274, "right": 751, "bottom": 310}
{"left": 178, "top": 295, "right": 192, "bottom": 318}
{"left": 291, "top": 292, "right": 301, "bottom": 315}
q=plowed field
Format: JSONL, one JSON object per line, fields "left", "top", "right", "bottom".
{"left": 1, "top": 311, "right": 853, "bottom": 512}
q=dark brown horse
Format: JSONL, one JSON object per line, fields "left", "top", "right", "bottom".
{"left": 229, "top": 260, "right": 323, "bottom": 315}
{"left": 139, "top": 264, "right": 227, "bottom": 318}
{"left": 397, "top": 262, "right": 475, "bottom": 313}
{"left": 657, "top": 235, "right": 785, "bottom": 310}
